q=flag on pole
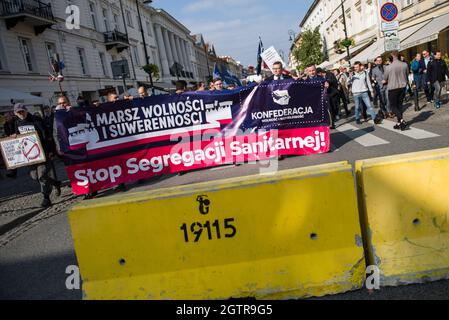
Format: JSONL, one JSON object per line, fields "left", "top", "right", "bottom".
{"left": 222, "top": 67, "right": 242, "bottom": 87}
{"left": 213, "top": 63, "right": 222, "bottom": 79}
{"left": 256, "top": 37, "right": 264, "bottom": 76}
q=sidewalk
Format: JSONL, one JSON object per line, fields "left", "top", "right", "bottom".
{"left": 0, "top": 160, "right": 76, "bottom": 244}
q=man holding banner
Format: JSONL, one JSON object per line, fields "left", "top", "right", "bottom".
{"left": 55, "top": 79, "right": 330, "bottom": 195}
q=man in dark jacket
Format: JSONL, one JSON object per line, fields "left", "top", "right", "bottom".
{"left": 265, "top": 61, "right": 292, "bottom": 81}
{"left": 3, "top": 112, "right": 18, "bottom": 178}
{"left": 427, "top": 51, "right": 449, "bottom": 109}
{"left": 318, "top": 68, "right": 339, "bottom": 129}
{"left": 420, "top": 50, "right": 435, "bottom": 103}
{"left": 14, "top": 103, "right": 61, "bottom": 207}
{"left": 371, "top": 56, "right": 392, "bottom": 119}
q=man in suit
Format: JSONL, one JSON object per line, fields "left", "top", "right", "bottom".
{"left": 265, "top": 61, "right": 292, "bottom": 81}
{"left": 317, "top": 68, "right": 340, "bottom": 129}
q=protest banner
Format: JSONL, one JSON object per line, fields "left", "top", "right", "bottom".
{"left": 55, "top": 80, "right": 330, "bottom": 194}
{"left": 0, "top": 132, "right": 46, "bottom": 169}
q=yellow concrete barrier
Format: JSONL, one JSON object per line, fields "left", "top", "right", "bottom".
{"left": 69, "top": 161, "right": 365, "bottom": 300}
{"left": 356, "top": 148, "right": 449, "bottom": 286}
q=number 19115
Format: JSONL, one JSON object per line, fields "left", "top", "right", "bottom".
{"left": 180, "top": 218, "right": 237, "bottom": 243}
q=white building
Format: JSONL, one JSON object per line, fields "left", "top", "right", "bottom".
{"left": 298, "top": 0, "right": 380, "bottom": 69}
{"left": 295, "top": 0, "right": 449, "bottom": 69}
{"left": 0, "top": 0, "right": 214, "bottom": 113}
{"left": 192, "top": 34, "right": 212, "bottom": 82}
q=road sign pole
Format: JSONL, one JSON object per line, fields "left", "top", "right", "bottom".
{"left": 380, "top": 2, "right": 401, "bottom": 52}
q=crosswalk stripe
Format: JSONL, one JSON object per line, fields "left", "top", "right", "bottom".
{"left": 379, "top": 120, "right": 440, "bottom": 139}
{"left": 336, "top": 123, "right": 390, "bottom": 147}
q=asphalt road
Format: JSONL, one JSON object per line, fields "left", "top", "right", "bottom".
{"left": 1, "top": 96, "right": 449, "bottom": 300}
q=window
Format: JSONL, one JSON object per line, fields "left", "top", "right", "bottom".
{"left": 77, "top": 48, "right": 88, "bottom": 75}
{"left": 136, "top": 15, "right": 141, "bottom": 30}
{"left": 0, "top": 39, "right": 6, "bottom": 70}
{"left": 102, "top": 8, "right": 110, "bottom": 31}
{"left": 19, "top": 37, "right": 34, "bottom": 72}
{"left": 403, "top": 0, "right": 413, "bottom": 8}
{"left": 89, "top": 2, "right": 98, "bottom": 31}
{"left": 132, "top": 46, "right": 140, "bottom": 65}
{"left": 45, "top": 42, "right": 57, "bottom": 68}
{"left": 125, "top": 10, "right": 133, "bottom": 28}
{"left": 99, "top": 52, "right": 108, "bottom": 76}
{"left": 113, "top": 14, "right": 120, "bottom": 31}
{"left": 146, "top": 21, "right": 152, "bottom": 36}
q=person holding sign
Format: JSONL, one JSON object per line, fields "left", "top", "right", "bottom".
{"left": 13, "top": 103, "right": 62, "bottom": 207}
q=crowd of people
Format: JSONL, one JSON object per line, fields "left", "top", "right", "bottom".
{"left": 1, "top": 51, "right": 448, "bottom": 206}
{"left": 290, "top": 50, "right": 449, "bottom": 130}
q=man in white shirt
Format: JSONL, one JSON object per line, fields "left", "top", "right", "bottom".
{"left": 348, "top": 62, "right": 382, "bottom": 125}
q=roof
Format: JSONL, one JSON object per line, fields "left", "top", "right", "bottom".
{"left": 155, "top": 9, "right": 191, "bottom": 34}
{"left": 300, "top": 0, "right": 321, "bottom": 28}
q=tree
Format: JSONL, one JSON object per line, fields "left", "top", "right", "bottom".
{"left": 141, "top": 64, "right": 160, "bottom": 81}
{"left": 292, "top": 27, "right": 325, "bottom": 70}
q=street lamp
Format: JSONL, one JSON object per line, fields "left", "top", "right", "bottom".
{"left": 288, "top": 29, "right": 296, "bottom": 42}
{"left": 340, "top": 0, "right": 352, "bottom": 67}
{"left": 136, "top": 0, "right": 155, "bottom": 95}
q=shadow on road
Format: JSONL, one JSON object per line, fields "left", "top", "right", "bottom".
{"left": 0, "top": 251, "right": 81, "bottom": 300}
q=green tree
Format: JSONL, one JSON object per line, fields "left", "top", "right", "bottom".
{"left": 141, "top": 64, "right": 160, "bottom": 80}
{"left": 293, "top": 27, "right": 324, "bottom": 70}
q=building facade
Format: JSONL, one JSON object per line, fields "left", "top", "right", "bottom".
{"left": 293, "top": 0, "right": 449, "bottom": 69}
{"left": 0, "top": 0, "right": 227, "bottom": 111}
{"left": 192, "top": 34, "right": 211, "bottom": 82}
{"left": 219, "top": 56, "right": 243, "bottom": 80}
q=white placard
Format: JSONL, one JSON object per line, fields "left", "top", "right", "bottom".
{"left": 384, "top": 37, "right": 401, "bottom": 52}
{"left": 381, "top": 21, "right": 399, "bottom": 32}
{"left": 0, "top": 133, "right": 46, "bottom": 169}
{"left": 260, "top": 46, "right": 286, "bottom": 72}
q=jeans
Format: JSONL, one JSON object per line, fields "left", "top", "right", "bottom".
{"left": 433, "top": 81, "right": 444, "bottom": 104}
{"left": 414, "top": 74, "right": 424, "bottom": 91}
{"left": 353, "top": 92, "right": 377, "bottom": 121}
{"left": 374, "top": 84, "right": 390, "bottom": 115}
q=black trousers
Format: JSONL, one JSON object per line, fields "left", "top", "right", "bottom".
{"left": 424, "top": 76, "right": 435, "bottom": 102}
{"left": 388, "top": 88, "right": 406, "bottom": 122}
{"left": 329, "top": 94, "right": 339, "bottom": 120}
{"left": 338, "top": 89, "right": 349, "bottom": 113}
{"left": 29, "top": 160, "right": 58, "bottom": 198}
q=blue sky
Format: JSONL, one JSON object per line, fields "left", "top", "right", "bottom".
{"left": 152, "top": 0, "right": 314, "bottom": 67}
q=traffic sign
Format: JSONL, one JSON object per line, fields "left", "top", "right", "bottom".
{"left": 385, "top": 37, "right": 401, "bottom": 52}
{"left": 384, "top": 30, "right": 398, "bottom": 38}
{"left": 381, "top": 21, "right": 399, "bottom": 32}
{"left": 381, "top": 2, "right": 399, "bottom": 22}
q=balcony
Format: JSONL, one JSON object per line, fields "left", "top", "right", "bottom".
{"left": 104, "top": 30, "right": 129, "bottom": 53}
{"left": 0, "top": 0, "right": 56, "bottom": 35}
